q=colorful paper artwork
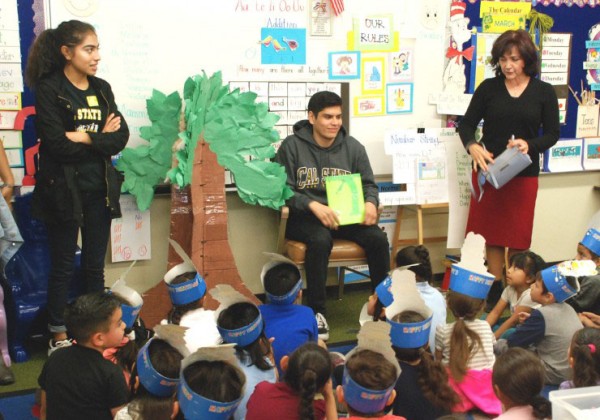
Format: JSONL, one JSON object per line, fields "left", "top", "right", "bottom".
{"left": 329, "top": 51, "right": 361, "bottom": 80}
{"left": 386, "top": 83, "right": 413, "bottom": 114}
{"left": 259, "top": 28, "right": 307, "bottom": 65}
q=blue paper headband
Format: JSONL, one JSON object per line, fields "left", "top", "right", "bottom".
{"left": 342, "top": 368, "right": 394, "bottom": 414}
{"left": 178, "top": 372, "right": 242, "bottom": 419}
{"left": 167, "top": 273, "right": 207, "bottom": 306}
{"left": 541, "top": 265, "right": 579, "bottom": 303}
{"left": 121, "top": 302, "right": 142, "bottom": 329}
{"left": 388, "top": 314, "right": 432, "bottom": 348}
{"left": 266, "top": 279, "right": 302, "bottom": 305}
{"left": 217, "top": 313, "right": 264, "bottom": 347}
{"left": 581, "top": 228, "right": 600, "bottom": 256}
{"left": 136, "top": 339, "right": 180, "bottom": 397}
{"left": 375, "top": 275, "right": 394, "bottom": 307}
{"left": 449, "top": 264, "right": 494, "bottom": 299}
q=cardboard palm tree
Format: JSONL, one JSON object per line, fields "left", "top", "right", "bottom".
{"left": 117, "top": 72, "right": 292, "bottom": 325}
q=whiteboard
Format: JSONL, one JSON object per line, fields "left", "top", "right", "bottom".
{"left": 45, "top": 0, "right": 449, "bottom": 175}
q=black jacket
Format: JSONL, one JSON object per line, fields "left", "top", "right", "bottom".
{"left": 31, "top": 72, "right": 129, "bottom": 225}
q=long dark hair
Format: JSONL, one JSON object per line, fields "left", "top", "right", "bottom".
{"left": 493, "top": 348, "right": 551, "bottom": 419}
{"left": 395, "top": 245, "right": 433, "bottom": 282}
{"left": 284, "top": 343, "right": 332, "bottom": 420}
{"left": 217, "top": 302, "right": 273, "bottom": 371}
{"left": 25, "top": 20, "right": 96, "bottom": 88}
{"left": 570, "top": 327, "right": 600, "bottom": 388}
{"left": 392, "top": 311, "right": 459, "bottom": 412}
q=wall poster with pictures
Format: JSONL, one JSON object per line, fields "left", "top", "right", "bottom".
{"left": 386, "top": 83, "right": 413, "bottom": 114}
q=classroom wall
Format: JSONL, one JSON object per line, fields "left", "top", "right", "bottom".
{"left": 104, "top": 172, "right": 600, "bottom": 296}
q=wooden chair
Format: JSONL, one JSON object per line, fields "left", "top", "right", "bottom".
{"left": 276, "top": 206, "right": 375, "bottom": 299}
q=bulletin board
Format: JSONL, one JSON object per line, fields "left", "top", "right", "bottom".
{"left": 464, "top": 1, "right": 600, "bottom": 139}
{"left": 40, "top": 0, "right": 452, "bottom": 176}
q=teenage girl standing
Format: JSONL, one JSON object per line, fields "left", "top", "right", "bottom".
{"left": 25, "top": 20, "right": 129, "bottom": 353}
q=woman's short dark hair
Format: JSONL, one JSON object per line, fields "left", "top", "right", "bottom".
{"left": 490, "top": 29, "right": 539, "bottom": 77}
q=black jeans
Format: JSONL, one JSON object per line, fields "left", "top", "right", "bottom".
{"left": 46, "top": 191, "right": 111, "bottom": 333}
{"left": 286, "top": 212, "right": 390, "bottom": 315}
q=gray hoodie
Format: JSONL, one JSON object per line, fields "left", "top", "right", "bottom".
{"left": 275, "top": 119, "right": 379, "bottom": 214}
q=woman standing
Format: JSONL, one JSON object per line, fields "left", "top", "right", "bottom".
{"left": 458, "top": 29, "right": 559, "bottom": 308}
{"left": 25, "top": 20, "right": 129, "bottom": 353}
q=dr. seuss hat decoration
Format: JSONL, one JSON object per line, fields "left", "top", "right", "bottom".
{"left": 211, "top": 284, "right": 264, "bottom": 347}
{"left": 260, "top": 252, "right": 302, "bottom": 305}
{"left": 110, "top": 261, "right": 143, "bottom": 329}
{"left": 541, "top": 260, "right": 596, "bottom": 303}
{"left": 449, "top": 232, "right": 495, "bottom": 299}
{"left": 450, "top": 1, "right": 467, "bottom": 21}
{"left": 343, "top": 322, "right": 401, "bottom": 414}
{"left": 164, "top": 239, "right": 207, "bottom": 306}
{"left": 178, "top": 344, "right": 245, "bottom": 419}
{"left": 136, "top": 324, "right": 189, "bottom": 397}
{"left": 581, "top": 228, "right": 600, "bottom": 256}
{"left": 385, "top": 269, "right": 433, "bottom": 349}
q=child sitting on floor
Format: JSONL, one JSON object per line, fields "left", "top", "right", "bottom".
{"left": 178, "top": 344, "right": 246, "bottom": 419}
{"left": 486, "top": 251, "right": 545, "bottom": 339}
{"left": 114, "top": 329, "right": 185, "bottom": 420}
{"left": 559, "top": 327, "right": 600, "bottom": 390}
{"left": 568, "top": 228, "right": 600, "bottom": 316}
{"left": 162, "top": 240, "right": 220, "bottom": 352}
{"left": 337, "top": 321, "right": 402, "bottom": 419}
{"left": 385, "top": 269, "right": 459, "bottom": 419}
{"left": 492, "top": 348, "right": 551, "bottom": 420}
{"left": 435, "top": 233, "right": 501, "bottom": 417}
{"left": 259, "top": 253, "right": 318, "bottom": 375}
{"left": 395, "top": 245, "right": 447, "bottom": 352}
{"left": 39, "top": 292, "right": 129, "bottom": 420}
{"left": 212, "top": 284, "right": 277, "bottom": 420}
{"left": 246, "top": 342, "right": 336, "bottom": 420}
{"left": 501, "top": 261, "right": 590, "bottom": 392}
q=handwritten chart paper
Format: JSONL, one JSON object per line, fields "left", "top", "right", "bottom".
{"left": 111, "top": 195, "right": 151, "bottom": 262}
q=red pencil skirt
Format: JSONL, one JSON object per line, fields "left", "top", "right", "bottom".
{"left": 466, "top": 173, "right": 538, "bottom": 250}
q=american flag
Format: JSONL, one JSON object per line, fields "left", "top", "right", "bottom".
{"left": 330, "top": 0, "right": 344, "bottom": 16}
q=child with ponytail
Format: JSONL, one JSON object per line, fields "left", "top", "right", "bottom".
{"left": 435, "top": 233, "right": 501, "bottom": 416}
{"left": 391, "top": 311, "right": 459, "bottom": 419}
{"left": 245, "top": 342, "right": 337, "bottom": 420}
{"left": 492, "top": 348, "right": 551, "bottom": 419}
{"left": 560, "top": 327, "right": 600, "bottom": 389}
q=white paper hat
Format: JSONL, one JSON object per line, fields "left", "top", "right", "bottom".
{"left": 449, "top": 232, "right": 495, "bottom": 299}
{"left": 110, "top": 261, "right": 143, "bottom": 329}
{"left": 164, "top": 239, "right": 207, "bottom": 305}
{"left": 260, "top": 252, "right": 302, "bottom": 305}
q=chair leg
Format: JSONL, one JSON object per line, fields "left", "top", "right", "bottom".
{"left": 338, "top": 267, "right": 345, "bottom": 299}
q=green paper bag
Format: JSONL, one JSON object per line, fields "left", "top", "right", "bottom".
{"left": 325, "top": 173, "right": 365, "bottom": 225}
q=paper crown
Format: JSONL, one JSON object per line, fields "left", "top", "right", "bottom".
{"left": 375, "top": 275, "right": 394, "bottom": 307}
{"left": 375, "top": 264, "right": 419, "bottom": 308}
{"left": 136, "top": 338, "right": 180, "bottom": 397}
{"left": 342, "top": 368, "right": 394, "bottom": 414}
{"left": 164, "top": 239, "right": 207, "bottom": 306}
{"left": 581, "top": 228, "right": 600, "bottom": 256}
{"left": 211, "top": 284, "right": 264, "bottom": 347}
{"left": 178, "top": 345, "right": 244, "bottom": 419}
{"left": 449, "top": 232, "right": 494, "bottom": 299}
{"left": 450, "top": 1, "right": 467, "bottom": 21}
{"left": 385, "top": 269, "right": 433, "bottom": 348}
{"left": 110, "top": 261, "right": 143, "bottom": 329}
{"left": 342, "top": 322, "right": 400, "bottom": 414}
{"left": 540, "top": 260, "right": 596, "bottom": 303}
{"left": 260, "top": 253, "right": 302, "bottom": 305}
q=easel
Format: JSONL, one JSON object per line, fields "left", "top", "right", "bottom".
{"left": 390, "top": 203, "right": 449, "bottom": 267}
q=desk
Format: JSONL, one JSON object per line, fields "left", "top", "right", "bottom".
{"left": 391, "top": 203, "right": 449, "bottom": 265}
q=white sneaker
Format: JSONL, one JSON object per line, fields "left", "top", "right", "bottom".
{"left": 315, "top": 313, "right": 329, "bottom": 341}
{"left": 48, "top": 338, "right": 73, "bottom": 356}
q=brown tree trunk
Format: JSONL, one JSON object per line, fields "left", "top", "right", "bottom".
{"left": 140, "top": 138, "right": 258, "bottom": 327}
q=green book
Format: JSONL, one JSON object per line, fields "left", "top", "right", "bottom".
{"left": 325, "top": 173, "right": 365, "bottom": 225}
